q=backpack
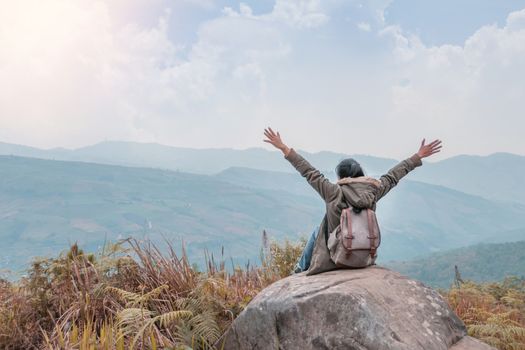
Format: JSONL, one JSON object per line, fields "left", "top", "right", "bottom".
{"left": 326, "top": 207, "right": 381, "bottom": 268}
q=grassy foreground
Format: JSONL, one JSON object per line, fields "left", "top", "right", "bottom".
{"left": 0, "top": 238, "right": 523, "bottom": 350}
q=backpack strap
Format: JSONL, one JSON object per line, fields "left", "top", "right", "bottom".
{"left": 341, "top": 209, "right": 353, "bottom": 251}
{"left": 367, "top": 209, "right": 377, "bottom": 258}
{"left": 323, "top": 214, "right": 329, "bottom": 246}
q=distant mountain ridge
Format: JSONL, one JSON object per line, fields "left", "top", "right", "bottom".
{"left": 1, "top": 140, "right": 523, "bottom": 204}
{"left": 412, "top": 152, "right": 525, "bottom": 204}
{"left": 0, "top": 141, "right": 397, "bottom": 175}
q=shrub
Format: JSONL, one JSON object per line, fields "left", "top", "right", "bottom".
{"left": 0, "top": 237, "right": 286, "bottom": 349}
{"left": 2, "top": 237, "right": 523, "bottom": 349}
{"left": 261, "top": 233, "right": 306, "bottom": 278}
{"left": 444, "top": 277, "right": 525, "bottom": 350}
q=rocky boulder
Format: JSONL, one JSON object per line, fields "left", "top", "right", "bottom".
{"left": 222, "top": 267, "right": 495, "bottom": 350}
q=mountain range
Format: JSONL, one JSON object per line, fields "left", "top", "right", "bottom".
{"left": 0, "top": 155, "right": 321, "bottom": 275}
{"left": 0, "top": 141, "right": 524, "bottom": 277}
{"left": 0, "top": 141, "right": 397, "bottom": 176}
{"left": 1, "top": 140, "right": 523, "bottom": 203}
{"left": 217, "top": 166, "right": 525, "bottom": 259}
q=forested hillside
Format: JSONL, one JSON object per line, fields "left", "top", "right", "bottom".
{"left": 388, "top": 240, "right": 525, "bottom": 288}
{"left": 2, "top": 155, "right": 525, "bottom": 277}
{"left": 0, "top": 155, "right": 322, "bottom": 275}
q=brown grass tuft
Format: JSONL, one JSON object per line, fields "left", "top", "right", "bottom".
{"left": 443, "top": 277, "right": 525, "bottom": 350}
{"left": 2, "top": 236, "right": 523, "bottom": 349}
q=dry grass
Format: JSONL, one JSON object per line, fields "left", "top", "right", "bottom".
{"left": 1, "top": 237, "right": 523, "bottom": 349}
{"left": 443, "top": 277, "right": 525, "bottom": 350}
{"left": 0, "top": 238, "right": 289, "bottom": 349}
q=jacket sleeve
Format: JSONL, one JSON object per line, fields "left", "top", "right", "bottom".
{"left": 285, "top": 148, "right": 339, "bottom": 202}
{"left": 375, "top": 154, "right": 422, "bottom": 201}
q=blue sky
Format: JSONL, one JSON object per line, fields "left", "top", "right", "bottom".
{"left": 386, "top": 0, "right": 525, "bottom": 44}
{"left": 1, "top": 0, "right": 525, "bottom": 159}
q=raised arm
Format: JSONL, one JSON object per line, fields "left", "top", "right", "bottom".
{"left": 376, "top": 139, "right": 442, "bottom": 201}
{"left": 264, "top": 128, "right": 338, "bottom": 202}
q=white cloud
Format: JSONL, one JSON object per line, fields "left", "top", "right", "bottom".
{"left": 506, "top": 7, "right": 525, "bottom": 30}
{"left": 357, "top": 22, "right": 371, "bottom": 32}
{"left": 370, "top": 0, "right": 394, "bottom": 25}
{"left": 271, "top": 0, "right": 329, "bottom": 28}
{"left": 181, "top": 0, "right": 215, "bottom": 10}
{"left": 223, "top": 0, "right": 329, "bottom": 28}
{"left": 0, "top": 0, "right": 291, "bottom": 149}
{"left": 0, "top": 0, "right": 524, "bottom": 158}
{"left": 378, "top": 8, "right": 525, "bottom": 155}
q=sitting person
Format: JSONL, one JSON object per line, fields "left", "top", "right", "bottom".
{"left": 263, "top": 127, "right": 442, "bottom": 275}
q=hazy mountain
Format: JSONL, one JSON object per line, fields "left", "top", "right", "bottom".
{"left": 412, "top": 152, "right": 525, "bottom": 204}
{"left": 0, "top": 155, "right": 323, "bottom": 275}
{"left": 217, "top": 167, "right": 317, "bottom": 197}
{"left": 387, "top": 240, "right": 525, "bottom": 288}
{"left": 217, "top": 166, "right": 525, "bottom": 260}
{"left": 2, "top": 155, "right": 525, "bottom": 277}
{"left": 1, "top": 140, "right": 524, "bottom": 204}
{"left": 0, "top": 141, "right": 398, "bottom": 175}
{"left": 0, "top": 142, "right": 52, "bottom": 159}
{"left": 218, "top": 153, "right": 525, "bottom": 204}
{"left": 377, "top": 181, "right": 525, "bottom": 260}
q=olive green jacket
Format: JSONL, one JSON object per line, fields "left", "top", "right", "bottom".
{"left": 285, "top": 149, "right": 423, "bottom": 275}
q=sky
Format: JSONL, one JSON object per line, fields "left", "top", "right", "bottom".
{"left": 1, "top": 0, "right": 525, "bottom": 159}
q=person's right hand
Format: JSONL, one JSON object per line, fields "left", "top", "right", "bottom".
{"left": 417, "top": 139, "right": 442, "bottom": 158}
{"left": 264, "top": 127, "right": 291, "bottom": 156}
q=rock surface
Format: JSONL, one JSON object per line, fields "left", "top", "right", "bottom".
{"left": 449, "top": 336, "right": 496, "bottom": 350}
{"left": 222, "top": 267, "right": 496, "bottom": 350}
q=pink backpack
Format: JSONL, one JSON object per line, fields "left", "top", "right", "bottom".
{"left": 327, "top": 207, "right": 381, "bottom": 268}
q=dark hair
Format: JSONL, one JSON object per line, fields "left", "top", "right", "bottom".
{"left": 336, "top": 158, "right": 365, "bottom": 179}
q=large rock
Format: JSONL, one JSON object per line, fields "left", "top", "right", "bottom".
{"left": 222, "top": 267, "right": 495, "bottom": 350}
{"left": 450, "top": 336, "right": 495, "bottom": 350}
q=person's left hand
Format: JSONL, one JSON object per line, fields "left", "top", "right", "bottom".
{"left": 417, "top": 139, "right": 442, "bottom": 158}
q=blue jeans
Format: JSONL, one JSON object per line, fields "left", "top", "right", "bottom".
{"left": 295, "top": 226, "right": 319, "bottom": 273}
